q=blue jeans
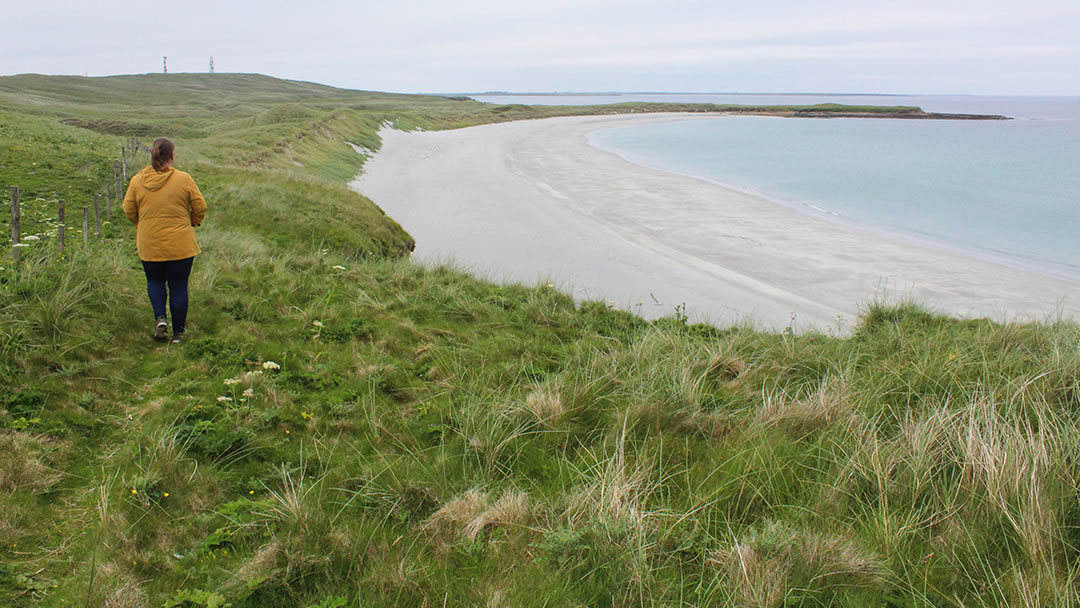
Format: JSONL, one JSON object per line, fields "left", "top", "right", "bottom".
{"left": 141, "top": 257, "right": 194, "bottom": 334}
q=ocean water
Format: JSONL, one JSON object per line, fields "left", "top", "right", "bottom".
{"left": 476, "top": 94, "right": 1080, "bottom": 278}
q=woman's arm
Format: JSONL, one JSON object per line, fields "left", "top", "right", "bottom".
{"left": 122, "top": 178, "right": 139, "bottom": 224}
{"left": 188, "top": 179, "right": 207, "bottom": 227}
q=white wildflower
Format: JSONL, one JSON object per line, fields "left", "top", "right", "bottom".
{"left": 312, "top": 320, "right": 324, "bottom": 328}
{"left": 223, "top": 377, "right": 242, "bottom": 385}
{"left": 241, "top": 388, "right": 254, "bottom": 398}
{"left": 262, "top": 361, "right": 281, "bottom": 371}
{"left": 23, "top": 235, "right": 40, "bottom": 241}
{"left": 13, "top": 243, "right": 29, "bottom": 248}
{"left": 331, "top": 265, "right": 346, "bottom": 271}
{"left": 216, "top": 396, "right": 233, "bottom": 403}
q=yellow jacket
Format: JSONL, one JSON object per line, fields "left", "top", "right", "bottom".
{"left": 122, "top": 166, "right": 206, "bottom": 261}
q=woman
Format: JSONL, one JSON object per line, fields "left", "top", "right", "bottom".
{"left": 122, "top": 138, "right": 207, "bottom": 343}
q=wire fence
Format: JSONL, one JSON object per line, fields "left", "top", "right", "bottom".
{"left": 8, "top": 137, "right": 150, "bottom": 264}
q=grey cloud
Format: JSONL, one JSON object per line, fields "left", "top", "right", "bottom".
{"left": 1, "top": 0, "right": 1077, "bottom": 94}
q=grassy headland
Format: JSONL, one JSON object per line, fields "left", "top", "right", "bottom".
{"left": 0, "top": 74, "right": 1071, "bottom": 607}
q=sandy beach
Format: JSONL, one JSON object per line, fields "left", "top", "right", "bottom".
{"left": 351, "top": 114, "right": 1080, "bottom": 332}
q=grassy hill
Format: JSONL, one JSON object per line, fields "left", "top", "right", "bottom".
{"left": 1, "top": 74, "right": 1079, "bottom": 607}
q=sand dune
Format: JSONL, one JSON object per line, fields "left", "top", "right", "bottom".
{"left": 351, "top": 114, "right": 1080, "bottom": 332}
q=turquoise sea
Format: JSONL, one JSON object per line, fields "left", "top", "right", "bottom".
{"left": 475, "top": 94, "right": 1080, "bottom": 279}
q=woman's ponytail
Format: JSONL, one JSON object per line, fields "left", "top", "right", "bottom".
{"left": 151, "top": 138, "right": 175, "bottom": 171}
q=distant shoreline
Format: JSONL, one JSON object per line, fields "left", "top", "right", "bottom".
{"left": 457, "top": 91, "right": 913, "bottom": 98}
{"left": 456, "top": 91, "right": 945, "bottom": 97}
{"left": 458, "top": 94, "right": 1014, "bottom": 120}
{"left": 719, "top": 107, "right": 1009, "bottom": 120}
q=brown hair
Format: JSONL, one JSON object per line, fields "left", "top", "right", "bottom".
{"left": 151, "top": 138, "right": 175, "bottom": 171}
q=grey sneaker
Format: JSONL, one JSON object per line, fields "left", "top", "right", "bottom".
{"left": 153, "top": 316, "right": 169, "bottom": 342}
{"left": 170, "top": 331, "right": 185, "bottom": 344}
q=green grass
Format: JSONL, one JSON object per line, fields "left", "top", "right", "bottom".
{"left": 0, "top": 73, "right": 1075, "bottom": 607}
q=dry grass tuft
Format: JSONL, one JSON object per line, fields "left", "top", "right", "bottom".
{"left": 231, "top": 540, "right": 283, "bottom": 588}
{"left": 676, "top": 411, "right": 736, "bottom": 439}
{"left": 705, "top": 354, "right": 747, "bottom": 382}
{"left": 754, "top": 379, "right": 848, "bottom": 437}
{"left": 103, "top": 578, "right": 149, "bottom": 608}
{"left": 0, "top": 432, "right": 63, "bottom": 494}
{"left": 471, "top": 490, "right": 534, "bottom": 539}
{"left": 427, "top": 488, "right": 489, "bottom": 532}
{"left": 709, "top": 521, "right": 884, "bottom": 608}
{"left": 427, "top": 488, "right": 535, "bottom": 540}
{"left": 225, "top": 536, "right": 332, "bottom": 595}
{"left": 524, "top": 389, "right": 565, "bottom": 426}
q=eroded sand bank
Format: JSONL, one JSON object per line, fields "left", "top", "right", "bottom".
{"left": 351, "top": 114, "right": 1080, "bottom": 332}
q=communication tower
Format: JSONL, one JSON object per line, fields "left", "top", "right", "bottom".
{"left": 209, "top": 56, "right": 215, "bottom": 73}
{"left": 163, "top": 56, "right": 168, "bottom": 74}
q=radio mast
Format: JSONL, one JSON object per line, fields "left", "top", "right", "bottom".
{"left": 163, "top": 56, "right": 168, "bottom": 74}
{"left": 209, "top": 56, "right": 215, "bottom": 73}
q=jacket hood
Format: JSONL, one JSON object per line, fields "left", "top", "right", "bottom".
{"left": 139, "top": 166, "right": 175, "bottom": 191}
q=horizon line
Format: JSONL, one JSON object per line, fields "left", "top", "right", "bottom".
{"left": 2, "top": 72, "right": 1076, "bottom": 98}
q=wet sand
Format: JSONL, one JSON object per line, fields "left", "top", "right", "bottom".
{"left": 351, "top": 114, "right": 1080, "bottom": 332}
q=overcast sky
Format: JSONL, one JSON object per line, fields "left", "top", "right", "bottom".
{"left": 4, "top": 0, "right": 1078, "bottom": 95}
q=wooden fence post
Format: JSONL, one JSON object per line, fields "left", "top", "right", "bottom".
{"left": 105, "top": 185, "right": 111, "bottom": 219}
{"left": 113, "top": 160, "right": 122, "bottom": 202}
{"left": 9, "top": 186, "right": 18, "bottom": 265}
{"left": 94, "top": 194, "right": 102, "bottom": 237}
{"left": 83, "top": 207, "right": 89, "bottom": 245}
{"left": 58, "top": 200, "right": 65, "bottom": 252}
